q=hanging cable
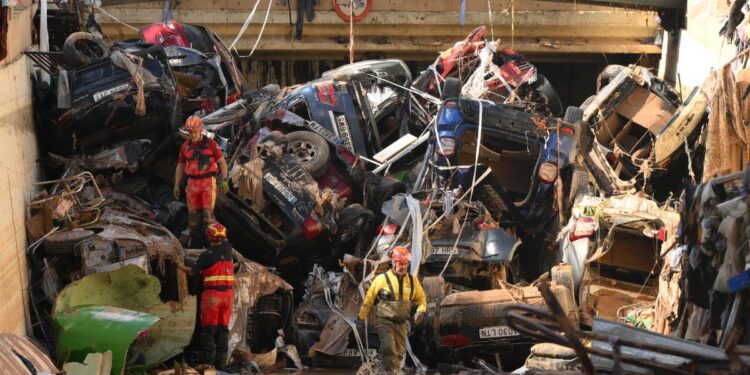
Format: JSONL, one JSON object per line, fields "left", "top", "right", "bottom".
{"left": 349, "top": 0, "right": 355, "bottom": 63}
{"left": 94, "top": 6, "right": 140, "bottom": 32}
{"left": 487, "top": 0, "right": 495, "bottom": 41}
{"left": 236, "top": 0, "right": 273, "bottom": 58}
{"left": 229, "top": 0, "right": 261, "bottom": 50}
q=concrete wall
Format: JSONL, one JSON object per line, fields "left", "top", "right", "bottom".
{"left": 0, "top": 0, "right": 38, "bottom": 335}
{"left": 674, "top": 0, "right": 736, "bottom": 89}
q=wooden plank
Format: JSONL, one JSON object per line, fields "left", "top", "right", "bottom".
{"left": 106, "top": 0, "right": 623, "bottom": 12}
{"left": 98, "top": 8, "right": 657, "bottom": 27}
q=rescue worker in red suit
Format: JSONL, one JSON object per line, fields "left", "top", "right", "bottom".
{"left": 173, "top": 115, "right": 229, "bottom": 240}
{"left": 178, "top": 222, "right": 234, "bottom": 369}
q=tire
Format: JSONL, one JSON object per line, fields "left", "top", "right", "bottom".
{"left": 336, "top": 204, "right": 374, "bottom": 243}
{"left": 63, "top": 32, "right": 109, "bottom": 66}
{"left": 283, "top": 131, "right": 330, "bottom": 178}
{"left": 563, "top": 105, "right": 584, "bottom": 124}
{"left": 534, "top": 74, "right": 563, "bottom": 116}
{"left": 567, "top": 165, "right": 590, "bottom": 208}
{"left": 598, "top": 64, "right": 626, "bottom": 84}
{"left": 551, "top": 263, "right": 575, "bottom": 294}
{"left": 441, "top": 77, "right": 462, "bottom": 100}
{"left": 580, "top": 95, "right": 596, "bottom": 110}
{"left": 44, "top": 229, "right": 95, "bottom": 254}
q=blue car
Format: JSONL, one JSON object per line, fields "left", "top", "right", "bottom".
{"left": 433, "top": 99, "right": 587, "bottom": 272}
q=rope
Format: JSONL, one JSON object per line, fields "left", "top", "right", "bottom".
{"left": 243, "top": 0, "right": 273, "bottom": 58}
{"left": 487, "top": 0, "right": 495, "bottom": 41}
{"left": 229, "top": 0, "right": 262, "bottom": 50}
{"left": 94, "top": 6, "right": 140, "bottom": 32}
{"left": 349, "top": 0, "right": 355, "bottom": 64}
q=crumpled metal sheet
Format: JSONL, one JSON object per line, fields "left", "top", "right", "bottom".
{"left": 82, "top": 208, "right": 189, "bottom": 301}
{"left": 53, "top": 265, "right": 196, "bottom": 372}
{"left": 54, "top": 305, "right": 159, "bottom": 375}
{"left": 309, "top": 274, "right": 362, "bottom": 357}
{"left": 0, "top": 334, "right": 60, "bottom": 375}
{"left": 228, "top": 253, "right": 293, "bottom": 355}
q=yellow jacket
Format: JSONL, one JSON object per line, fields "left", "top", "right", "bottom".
{"left": 358, "top": 270, "right": 427, "bottom": 320}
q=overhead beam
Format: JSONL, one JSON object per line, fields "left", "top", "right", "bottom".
{"left": 535, "top": 0, "right": 685, "bottom": 10}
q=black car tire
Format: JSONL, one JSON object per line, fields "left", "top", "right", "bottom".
{"left": 441, "top": 77, "right": 462, "bottom": 100}
{"left": 563, "top": 105, "right": 584, "bottom": 124}
{"left": 336, "top": 204, "right": 374, "bottom": 243}
{"left": 534, "top": 74, "right": 563, "bottom": 116}
{"left": 283, "top": 131, "right": 330, "bottom": 178}
{"left": 44, "top": 229, "right": 95, "bottom": 254}
{"left": 63, "top": 32, "right": 109, "bottom": 66}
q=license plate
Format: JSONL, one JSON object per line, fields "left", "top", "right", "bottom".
{"left": 335, "top": 114, "right": 355, "bottom": 152}
{"left": 431, "top": 246, "right": 459, "bottom": 255}
{"left": 339, "top": 348, "right": 377, "bottom": 357}
{"left": 263, "top": 172, "right": 298, "bottom": 204}
{"left": 93, "top": 83, "right": 129, "bottom": 102}
{"left": 479, "top": 325, "right": 520, "bottom": 339}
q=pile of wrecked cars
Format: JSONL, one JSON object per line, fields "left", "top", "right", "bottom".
{"left": 18, "top": 18, "right": 719, "bottom": 374}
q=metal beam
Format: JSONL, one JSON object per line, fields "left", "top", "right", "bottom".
{"left": 536, "top": 0, "right": 685, "bottom": 10}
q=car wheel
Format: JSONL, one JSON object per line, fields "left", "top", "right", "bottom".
{"left": 336, "top": 204, "right": 374, "bottom": 243}
{"left": 44, "top": 229, "right": 95, "bottom": 254}
{"left": 63, "top": 32, "right": 109, "bottom": 66}
{"left": 441, "top": 77, "right": 462, "bottom": 100}
{"left": 579, "top": 95, "right": 596, "bottom": 111}
{"left": 283, "top": 131, "right": 330, "bottom": 178}
{"left": 563, "top": 105, "right": 584, "bottom": 124}
{"left": 566, "top": 165, "right": 590, "bottom": 213}
{"left": 534, "top": 74, "right": 563, "bottom": 116}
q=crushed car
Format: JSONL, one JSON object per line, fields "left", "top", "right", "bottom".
{"left": 432, "top": 95, "right": 588, "bottom": 278}
{"left": 557, "top": 193, "right": 680, "bottom": 326}
{"left": 31, "top": 41, "right": 181, "bottom": 156}
{"left": 259, "top": 59, "right": 415, "bottom": 160}
{"left": 220, "top": 126, "right": 385, "bottom": 270}
{"left": 412, "top": 26, "right": 563, "bottom": 120}
{"left": 141, "top": 19, "right": 247, "bottom": 106}
{"left": 580, "top": 64, "right": 708, "bottom": 196}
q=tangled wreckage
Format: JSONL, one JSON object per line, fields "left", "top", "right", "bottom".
{"left": 11, "top": 8, "right": 750, "bottom": 374}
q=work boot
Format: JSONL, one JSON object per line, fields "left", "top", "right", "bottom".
{"left": 199, "top": 326, "right": 217, "bottom": 366}
{"left": 214, "top": 325, "right": 229, "bottom": 370}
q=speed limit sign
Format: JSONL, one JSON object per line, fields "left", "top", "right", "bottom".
{"left": 333, "top": 0, "right": 372, "bottom": 22}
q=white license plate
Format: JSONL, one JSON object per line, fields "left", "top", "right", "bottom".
{"left": 339, "top": 348, "right": 377, "bottom": 357}
{"left": 479, "top": 325, "right": 520, "bottom": 339}
{"left": 93, "top": 83, "right": 129, "bottom": 102}
{"left": 432, "top": 246, "right": 459, "bottom": 255}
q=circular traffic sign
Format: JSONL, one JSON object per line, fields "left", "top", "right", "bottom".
{"left": 333, "top": 0, "right": 372, "bottom": 22}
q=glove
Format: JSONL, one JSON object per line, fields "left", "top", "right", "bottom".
{"left": 173, "top": 184, "right": 180, "bottom": 200}
{"left": 221, "top": 179, "right": 230, "bottom": 193}
{"left": 414, "top": 311, "right": 425, "bottom": 325}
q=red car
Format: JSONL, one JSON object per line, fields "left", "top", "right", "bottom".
{"left": 141, "top": 20, "right": 247, "bottom": 107}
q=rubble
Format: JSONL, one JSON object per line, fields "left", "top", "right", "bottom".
{"left": 19, "top": 7, "right": 750, "bottom": 374}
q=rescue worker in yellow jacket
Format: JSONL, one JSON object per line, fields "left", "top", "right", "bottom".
{"left": 357, "top": 246, "right": 427, "bottom": 374}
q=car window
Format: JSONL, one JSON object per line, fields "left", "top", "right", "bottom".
{"left": 286, "top": 96, "right": 313, "bottom": 121}
{"left": 456, "top": 129, "right": 540, "bottom": 195}
{"left": 181, "top": 24, "right": 215, "bottom": 54}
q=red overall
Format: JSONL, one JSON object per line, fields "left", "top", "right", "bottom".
{"left": 200, "top": 259, "right": 235, "bottom": 327}
{"left": 193, "top": 240, "right": 234, "bottom": 368}
{"left": 179, "top": 136, "right": 223, "bottom": 211}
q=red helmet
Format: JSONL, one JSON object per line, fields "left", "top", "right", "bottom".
{"left": 185, "top": 115, "right": 204, "bottom": 135}
{"left": 206, "top": 222, "right": 227, "bottom": 241}
{"left": 391, "top": 246, "right": 411, "bottom": 264}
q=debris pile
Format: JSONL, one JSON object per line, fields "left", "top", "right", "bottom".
{"left": 15, "top": 9, "right": 750, "bottom": 375}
